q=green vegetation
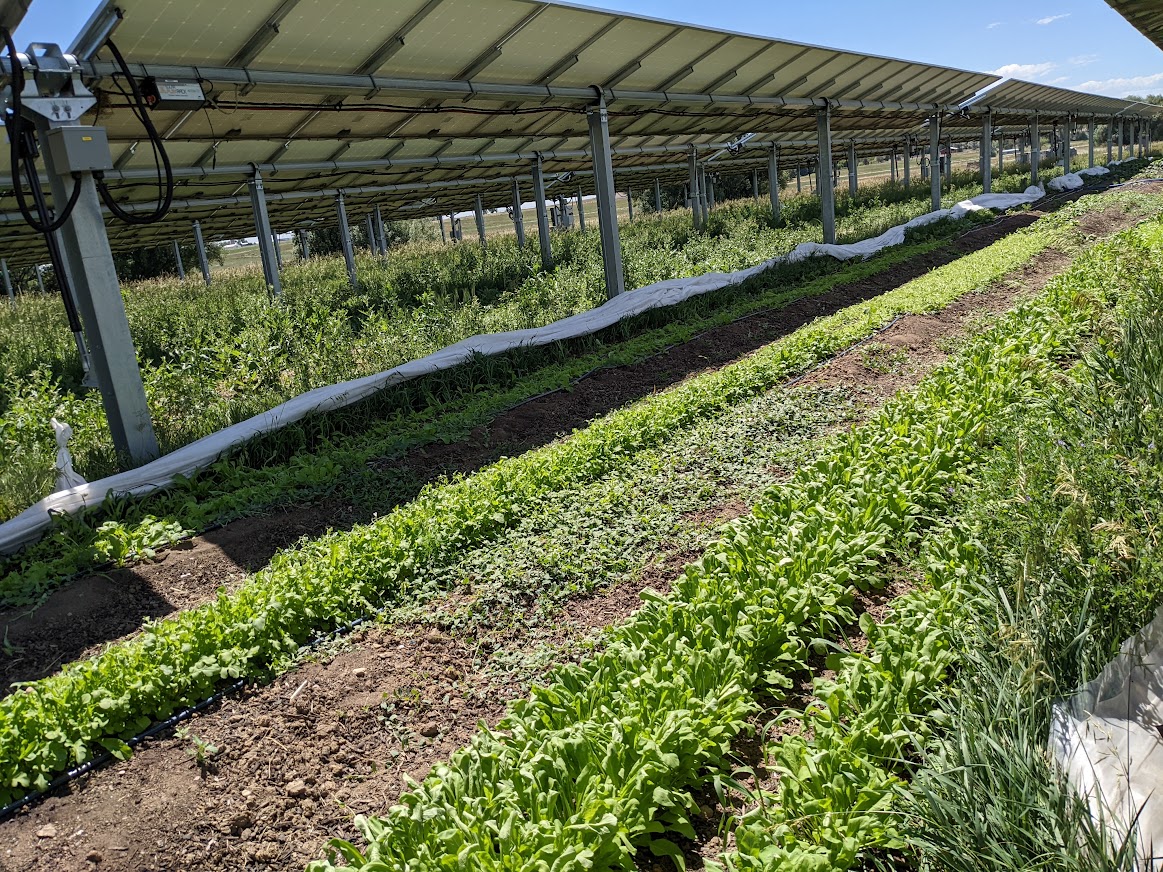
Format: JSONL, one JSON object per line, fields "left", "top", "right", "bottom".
{"left": 0, "top": 166, "right": 1073, "bottom": 527}
{"left": 0, "top": 182, "right": 1101, "bottom": 806}
{"left": 309, "top": 189, "right": 1137, "bottom": 872}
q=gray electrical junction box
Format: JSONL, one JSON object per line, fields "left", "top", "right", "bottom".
{"left": 44, "top": 125, "right": 113, "bottom": 173}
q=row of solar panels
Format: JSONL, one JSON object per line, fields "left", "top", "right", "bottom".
{"left": 1, "top": 0, "right": 1160, "bottom": 267}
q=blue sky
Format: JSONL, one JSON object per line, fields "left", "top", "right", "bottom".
{"left": 13, "top": 0, "right": 1163, "bottom": 98}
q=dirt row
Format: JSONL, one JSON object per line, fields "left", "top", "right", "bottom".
{"left": 0, "top": 195, "right": 1136, "bottom": 872}
{"left": 0, "top": 208, "right": 1046, "bottom": 693}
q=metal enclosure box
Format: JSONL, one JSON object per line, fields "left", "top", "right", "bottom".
{"left": 44, "top": 125, "right": 113, "bottom": 173}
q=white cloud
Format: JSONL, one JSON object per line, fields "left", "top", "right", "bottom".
{"left": 990, "top": 62, "right": 1058, "bottom": 80}
{"left": 1069, "top": 54, "right": 1099, "bottom": 66}
{"left": 1076, "top": 71, "right": 1163, "bottom": 96}
{"left": 987, "top": 21, "right": 1002, "bottom": 29}
{"left": 1036, "top": 13, "right": 1071, "bottom": 24}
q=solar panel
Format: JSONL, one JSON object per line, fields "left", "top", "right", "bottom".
{"left": 965, "top": 78, "right": 1163, "bottom": 121}
{"left": 1104, "top": 0, "right": 1163, "bottom": 53}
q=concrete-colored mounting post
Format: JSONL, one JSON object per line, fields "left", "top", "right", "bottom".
{"left": 438, "top": 215, "right": 447, "bottom": 244}
{"left": 1031, "top": 115, "right": 1041, "bottom": 185}
{"left": 297, "top": 228, "right": 310, "bottom": 261}
{"left": 698, "top": 165, "right": 709, "bottom": 218}
{"left": 768, "top": 147, "right": 781, "bottom": 223}
{"left": 890, "top": 148, "right": 897, "bottom": 183}
{"left": 172, "top": 240, "right": 186, "bottom": 280}
{"left": 1088, "top": 117, "right": 1096, "bottom": 168}
{"left": 193, "top": 221, "right": 211, "bottom": 284}
{"left": 981, "top": 111, "right": 993, "bottom": 194}
{"left": 474, "top": 195, "right": 487, "bottom": 245}
{"left": 576, "top": 189, "right": 586, "bottom": 232}
{"left": 751, "top": 169, "right": 759, "bottom": 199}
{"left": 2, "top": 258, "right": 12, "bottom": 302}
{"left": 929, "top": 114, "right": 942, "bottom": 211}
{"left": 847, "top": 143, "right": 858, "bottom": 195}
{"left": 249, "top": 172, "right": 282, "bottom": 296}
{"left": 654, "top": 178, "right": 662, "bottom": 212}
{"left": 688, "top": 147, "right": 702, "bottom": 230}
{"left": 587, "top": 100, "right": 626, "bottom": 299}
{"left": 510, "top": 179, "right": 526, "bottom": 247}
{"left": 904, "top": 141, "right": 911, "bottom": 188}
{"left": 1119, "top": 119, "right": 1125, "bottom": 160}
{"left": 36, "top": 115, "right": 159, "bottom": 464}
{"left": 531, "top": 155, "right": 553, "bottom": 271}
{"left": 34, "top": 264, "right": 45, "bottom": 294}
{"left": 627, "top": 187, "right": 635, "bottom": 221}
{"left": 817, "top": 105, "right": 836, "bottom": 245}
{"left": 335, "top": 192, "right": 357, "bottom": 289}
{"left": 1062, "top": 116, "right": 1071, "bottom": 175}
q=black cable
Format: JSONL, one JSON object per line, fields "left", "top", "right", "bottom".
{"left": 1, "top": 27, "right": 83, "bottom": 233}
{"left": 94, "top": 38, "right": 174, "bottom": 224}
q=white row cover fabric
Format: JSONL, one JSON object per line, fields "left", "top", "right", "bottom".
{"left": 1051, "top": 606, "right": 1163, "bottom": 869}
{"left": 0, "top": 185, "right": 1047, "bottom": 554}
{"left": 1048, "top": 166, "right": 1111, "bottom": 192}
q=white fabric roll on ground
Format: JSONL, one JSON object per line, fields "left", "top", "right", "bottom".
{"left": 0, "top": 186, "right": 1047, "bottom": 554}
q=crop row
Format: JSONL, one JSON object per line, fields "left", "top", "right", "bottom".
{"left": 308, "top": 196, "right": 1118, "bottom": 871}
{"left": 712, "top": 217, "right": 1163, "bottom": 871}
{"left": 0, "top": 197, "right": 1105, "bottom": 806}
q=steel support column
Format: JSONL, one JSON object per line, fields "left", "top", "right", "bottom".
{"left": 576, "top": 189, "right": 586, "bottom": 232}
{"left": 904, "top": 141, "right": 911, "bottom": 188}
{"left": 297, "top": 228, "right": 310, "bottom": 260}
{"left": 688, "top": 147, "right": 702, "bottom": 230}
{"left": 193, "top": 221, "right": 211, "bottom": 284}
{"left": 890, "top": 147, "right": 897, "bottom": 183}
{"left": 531, "top": 154, "right": 553, "bottom": 270}
{"left": 439, "top": 215, "right": 447, "bottom": 243}
{"left": 1087, "top": 117, "right": 1095, "bottom": 169}
{"left": 627, "top": 187, "right": 635, "bottom": 221}
{"left": 473, "top": 194, "right": 487, "bottom": 245}
{"left": 374, "top": 206, "right": 387, "bottom": 255}
{"left": 698, "top": 165, "right": 709, "bottom": 219}
{"left": 654, "top": 178, "right": 662, "bottom": 212}
{"left": 365, "top": 214, "right": 376, "bottom": 252}
{"left": 847, "top": 143, "right": 858, "bottom": 195}
{"left": 249, "top": 172, "right": 282, "bottom": 296}
{"left": 1108, "top": 116, "right": 1114, "bottom": 163}
{"left": 336, "top": 192, "right": 357, "bottom": 289}
{"left": 172, "top": 240, "right": 186, "bottom": 280}
{"left": 273, "top": 232, "right": 283, "bottom": 269}
{"left": 1031, "top": 114, "right": 1040, "bottom": 185}
{"left": 2, "top": 258, "right": 12, "bottom": 302}
{"left": 768, "top": 146, "right": 780, "bottom": 223}
{"left": 817, "top": 105, "right": 836, "bottom": 245}
{"left": 587, "top": 100, "right": 626, "bottom": 299}
{"left": 929, "top": 114, "right": 942, "bottom": 211}
{"left": 1119, "top": 119, "right": 1125, "bottom": 160}
{"left": 751, "top": 168, "right": 759, "bottom": 199}
{"left": 510, "top": 179, "right": 526, "bottom": 248}
{"left": 981, "top": 111, "right": 992, "bottom": 194}
{"left": 38, "top": 120, "right": 159, "bottom": 463}
{"left": 34, "top": 264, "right": 45, "bottom": 294}
{"left": 1062, "top": 116, "right": 1071, "bottom": 175}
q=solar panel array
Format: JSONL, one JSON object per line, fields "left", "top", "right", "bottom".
{"left": 0, "top": 0, "right": 1157, "bottom": 267}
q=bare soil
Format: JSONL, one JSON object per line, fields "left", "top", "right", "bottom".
{"left": 0, "top": 196, "right": 1140, "bottom": 872}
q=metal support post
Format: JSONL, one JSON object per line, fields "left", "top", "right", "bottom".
{"left": 929, "top": 113, "right": 942, "bottom": 211}
{"left": 904, "top": 141, "right": 911, "bottom": 188}
{"left": 1031, "top": 114, "right": 1040, "bottom": 185}
{"left": 273, "top": 232, "right": 283, "bottom": 269}
{"left": 688, "top": 147, "right": 702, "bottom": 229}
{"left": 796, "top": 166, "right": 802, "bottom": 193}
{"left": 587, "top": 99, "right": 626, "bottom": 299}
{"left": 817, "top": 105, "right": 837, "bottom": 244}
{"left": 33, "top": 116, "right": 159, "bottom": 462}
{"left": 249, "top": 172, "right": 282, "bottom": 296}
{"left": 193, "top": 221, "right": 211, "bottom": 284}
{"left": 172, "top": 240, "right": 186, "bottom": 280}
{"left": 297, "top": 228, "right": 310, "bottom": 260}
{"left": 438, "top": 215, "right": 447, "bottom": 243}
{"left": 654, "top": 178, "right": 662, "bottom": 212}
{"left": 531, "top": 154, "right": 553, "bottom": 270}
{"left": 335, "top": 192, "right": 357, "bottom": 289}
{"left": 847, "top": 143, "right": 858, "bottom": 195}
{"left": 698, "top": 165, "right": 709, "bottom": 219}
{"left": 364, "top": 214, "right": 375, "bottom": 252}
{"left": 510, "top": 179, "right": 526, "bottom": 247}
{"left": 34, "top": 264, "right": 45, "bottom": 294}
{"left": 1062, "top": 116, "right": 1071, "bottom": 175}
{"left": 1108, "top": 116, "right": 1114, "bottom": 162}
{"left": 981, "top": 111, "right": 993, "bottom": 194}
{"left": 1087, "top": 117, "right": 1095, "bottom": 168}
{"left": 1119, "top": 119, "right": 1125, "bottom": 160}
{"left": 473, "top": 194, "right": 487, "bottom": 245}
{"left": 373, "top": 206, "right": 387, "bottom": 255}
{"left": 890, "top": 147, "right": 897, "bottom": 183}
{"left": 768, "top": 146, "right": 781, "bottom": 223}
{"left": 944, "top": 138, "right": 952, "bottom": 184}
{"left": 751, "top": 169, "right": 759, "bottom": 199}
{"left": 627, "top": 187, "right": 635, "bottom": 221}
{"left": 576, "top": 189, "right": 586, "bottom": 232}
{"left": 2, "top": 259, "right": 12, "bottom": 302}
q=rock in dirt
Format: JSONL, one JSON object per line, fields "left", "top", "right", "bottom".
{"left": 419, "top": 722, "right": 440, "bottom": 738}
{"left": 35, "top": 824, "right": 56, "bottom": 839}
{"left": 285, "top": 778, "right": 308, "bottom": 798}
